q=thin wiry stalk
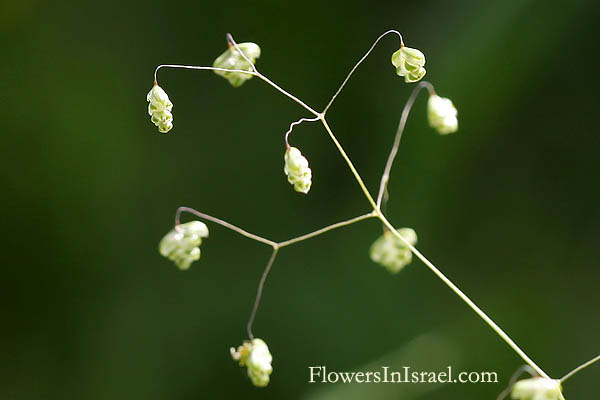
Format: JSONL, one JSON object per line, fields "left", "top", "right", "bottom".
{"left": 560, "top": 354, "right": 600, "bottom": 382}
{"left": 175, "top": 206, "right": 277, "bottom": 248}
{"left": 376, "top": 80, "right": 435, "bottom": 209}
{"left": 247, "top": 248, "right": 279, "bottom": 340}
{"left": 323, "top": 29, "right": 404, "bottom": 114}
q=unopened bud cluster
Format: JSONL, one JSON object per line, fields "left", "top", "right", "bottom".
{"left": 392, "top": 46, "right": 426, "bottom": 83}
{"left": 370, "top": 228, "right": 417, "bottom": 273}
{"left": 231, "top": 338, "right": 273, "bottom": 387}
{"left": 428, "top": 94, "right": 458, "bottom": 134}
{"left": 147, "top": 84, "right": 174, "bottom": 133}
{"left": 511, "top": 377, "right": 565, "bottom": 400}
{"left": 213, "top": 42, "right": 261, "bottom": 87}
{"left": 159, "top": 221, "right": 209, "bottom": 270}
{"left": 284, "top": 146, "right": 312, "bottom": 194}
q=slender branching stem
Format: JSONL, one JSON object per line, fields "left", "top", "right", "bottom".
{"left": 247, "top": 247, "right": 279, "bottom": 340}
{"left": 162, "top": 31, "right": 561, "bottom": 383}
{"left": 154, "top": 64, "right": 257, "bottom": 84}
{"left": 278, "top": 212, "right": 376, "bottom": 248}
{"left": 323, "top": 29, "right": 404, "bottom": 115}
{"left": 560, "top": 354, "right": 600, "bottom": 383}
{"left": 376, "top": 81, "right": 435, "bottom": 209}
{"left": 376, "top": 210, "right": 549, "bottom": 378}
{"left": 175, "top": 206, "right": 277, "bottom": 248}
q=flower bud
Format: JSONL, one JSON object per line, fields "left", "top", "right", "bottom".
{"left": 147, "top": 84, "right": 174, "bottom": 133}
{"left": 213, "top": 42, "right": 261, "bottom": 87}
{"left": 369, "top": 228, "right": 417, "bottom": 273}
{"left": 391, "top": 46, "right": 426, "bottom": 83}
{"left": 231, "top": 338, "right": 273, "bottom": 387}
{"left": 427, "top": 94, "right": 458, "bottom": 134}
{"left": 284, "top": 146, "right": 312, "bottom": 194}
{"left": 511, "top": 377, "right": 565, "bottom": 400}
{"left": 159, "top": 221, "right": 209, "bottom": 270}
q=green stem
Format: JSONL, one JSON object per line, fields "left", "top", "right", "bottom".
{"left": 319, "top": 117, "right": 378, "bottom": 210}
{"left": 319, "top": 115, "right": 550, "bottom": 379}
{"left": 377, "top": 210, "right": 549, "bottom": 378}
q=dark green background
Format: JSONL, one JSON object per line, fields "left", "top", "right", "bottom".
{"left": 2, "top": 0, "right": 599, "bottom": 399}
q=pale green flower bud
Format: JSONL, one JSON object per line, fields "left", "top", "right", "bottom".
{"left": 158, "top": 221, "right": 209, "bottom": 270}
{"left": 391, "top": 46, "right": 426, "bottom": 83}
{"left": 369, "top": 228, "right": 417, "bottom": 273}
{"left": 147, "top": 84, "right": 174, "bottom": 133}
{"left": 427, "top": 94, "right": 458, "bottom": 134}
{"left": 213, "top": 42, "right": 261, "bottom": 87}
{"left": 511, "top": 377, "right": 565, "bottom": 400}
{"left": 284, "top": 146, "right": 312, "bottom": 194}
{"left": 230, "top": 338, "right": 273, "bottom": 387}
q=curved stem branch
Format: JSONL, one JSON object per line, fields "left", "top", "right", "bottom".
{"left": 323, "top": 29, "right": 404, "bottom": 115}
{"left": 247, "top": 247, "right": 279, "bottom": 340}
{"left": 154, "top": 64, "right": 257, "bottom": 84}
{"left": 376, "top": 81, "right": 435, "bottom": 209}
{"left": 175, "top": 206, "right": 277, "bottom": 248}
{"left": 560, "top": 354, "right": 600, "bottom": 383}
{"left": 277, "top": 212, "right": 376, "bottom": 248}
{"left": 284, "top": 116, "right": 321, "bottom": 147}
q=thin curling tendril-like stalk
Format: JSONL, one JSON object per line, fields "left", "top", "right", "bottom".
{"left": 323, "top": 29, "right": 404, "bottom": 114}
{"left": 284, "top": 116, "right": 321, "bottom": 147}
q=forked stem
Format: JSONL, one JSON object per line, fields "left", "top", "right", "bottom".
{"left": 161, "top": 31, "right": 555, "bottom": 382}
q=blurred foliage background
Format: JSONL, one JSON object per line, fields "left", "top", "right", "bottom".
{"left": 1, "top": 0, "right": 599, "bottom": 399}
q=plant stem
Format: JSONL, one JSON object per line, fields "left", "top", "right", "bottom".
{"left": 175, "top": 206, "right": 277, "bottom": 248}
{"left": 319, "top": 117, "right": 378, "bottom": 210}
{"left": 376, "top": 81, "right": 435, "bottom": 208}
{"left": 318, "top": 115, "right": 550, "bottom": 379}
{"left": 257, "top": 74, "right": 320, "bottom": 116}
{"left": 560, "top": 354, "right": 600, "bottom": 383}
{"left": 323, "top": 29, "right": 404, "bottom": 115}
{"left": 277, "top": 212, "right": 376, "bottom": 248}
{"left": 247, "top": 247, "right": 279, "bottom": 340}
{"left": 377, "top": 210, "right": 549, "bottom": 378}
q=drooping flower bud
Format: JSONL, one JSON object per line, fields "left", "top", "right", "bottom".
{"left": 511, "top": 377, "right": 565, "bottom": 400}
{"left": 231, "top": 338, "right": 273, "bottom": 387}
{"left": 213, "top": 42, "right": 261, "bottom": 87}
{"left": 147, "top": 84, "right": 174, "bottom": 133}
{"left": 284, "top": 146, "right": 312, "bottom": 194}
{"left": 427, "top": 94, "right": 458, "bottom": 134}
{"left": 159, "top": 221, "right": 209, "bottom": 270}
{"left": 369, "top": 228, "right": 417, "bottom": 273}
{"left": 391, "top": 46, "right": 426, "bottom": 83}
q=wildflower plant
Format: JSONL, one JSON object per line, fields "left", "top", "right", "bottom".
{"left": 148, "top": 30, "right": 599, "bottom": 393}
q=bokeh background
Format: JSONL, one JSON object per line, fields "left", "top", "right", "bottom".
{"left": 2, "top": 0, "right": 599, "bottom": 398}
